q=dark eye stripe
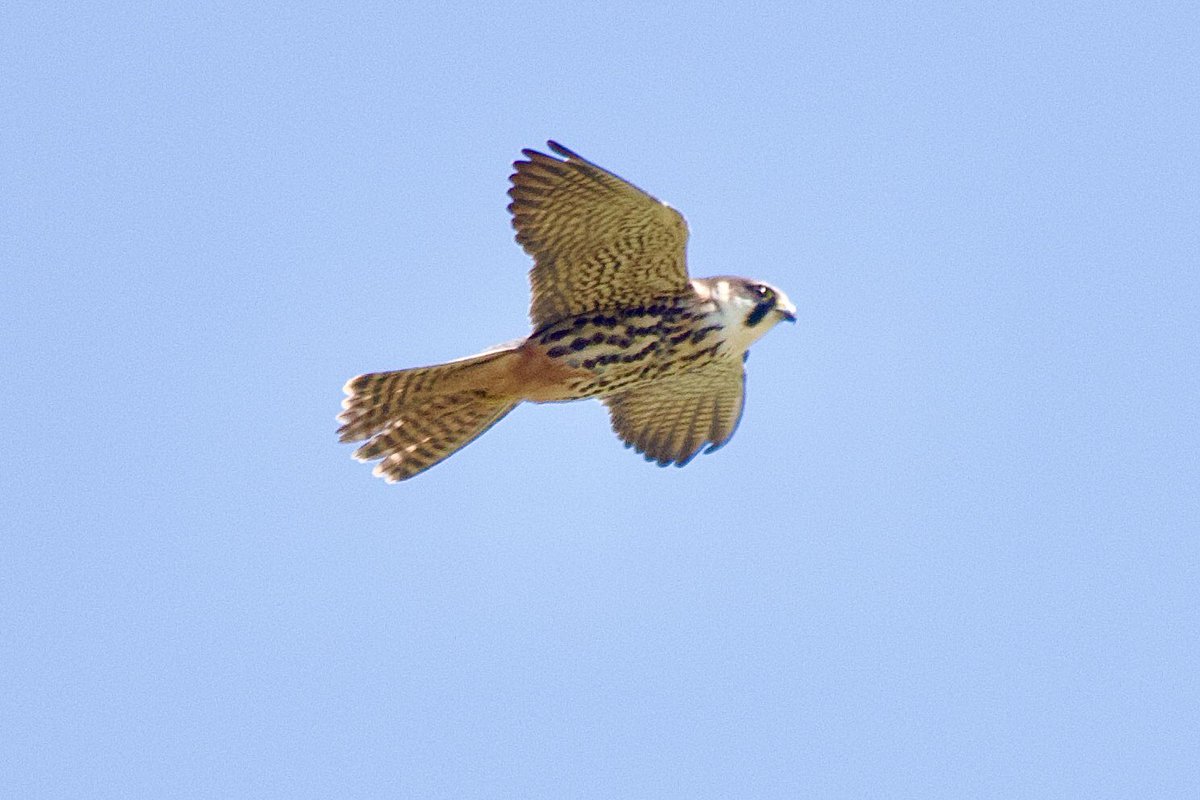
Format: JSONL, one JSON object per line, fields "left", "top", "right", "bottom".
{"left": 745, "top": 300, "right": 774, "bottom": 327}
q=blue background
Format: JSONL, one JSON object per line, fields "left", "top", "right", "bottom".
{"left": 4, "top": 2, "right": 1197, "bottom": 797}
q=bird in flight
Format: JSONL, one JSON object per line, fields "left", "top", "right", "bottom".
{"left": 338, "top": 141, "right": 796, "bottom": 482}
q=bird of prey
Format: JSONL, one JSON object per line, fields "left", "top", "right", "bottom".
{"left": 338, "top": 141, "right": 796, "bottom": 482}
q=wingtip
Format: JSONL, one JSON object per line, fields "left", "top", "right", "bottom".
{"left": 674, "top": 451, "right": 698, "bottom": 467}
{"left": 546, "top": 140, "right": 572, "bottom": 158}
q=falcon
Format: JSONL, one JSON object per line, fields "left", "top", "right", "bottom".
{"left": 338, "top": 141, "right": 796, "bottom": 482}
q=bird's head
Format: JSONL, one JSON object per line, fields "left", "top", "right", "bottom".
{"left": 694, "top": 276, "right": 796, "bottom": 350}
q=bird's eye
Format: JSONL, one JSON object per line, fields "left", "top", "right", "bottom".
{"left": 755, "top": 284, "right": 774, "bottom": 300}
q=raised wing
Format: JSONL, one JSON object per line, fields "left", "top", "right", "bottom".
{"left": 508, "top": 141, "right": 691, "bottom": 328}
{"left": 603, "top": 358, "right": 746, "bottom": 467}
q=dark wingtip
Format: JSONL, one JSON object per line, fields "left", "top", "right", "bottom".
{"left": 674, "top": 450, "right": 699, "bottom": 467}
{"left": 546, "top": 140, "right": 578, "bottom": 160}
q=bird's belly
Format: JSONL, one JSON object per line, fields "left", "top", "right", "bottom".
{"left": 523, "top": 307, "right": 729, "bottom": 402}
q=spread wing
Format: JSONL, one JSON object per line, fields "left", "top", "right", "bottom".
{"left": 508, "top": 141, "right": 691, "bottom": 328}
{"left": 603, "top": 358, "right": 746, "bottom": 467}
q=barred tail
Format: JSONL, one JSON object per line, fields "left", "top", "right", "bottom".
{"left": 337, "top": 346, "right": 521, "bottom": 482}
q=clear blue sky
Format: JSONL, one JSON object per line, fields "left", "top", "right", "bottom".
{"left": 3, "top": 2, "right": 1197, "bottom": 798}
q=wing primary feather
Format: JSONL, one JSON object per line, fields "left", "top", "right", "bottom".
{"left": 704, "top": 396, "right": 728, "bottom": 454}
{"left": 546, "top": 140, "right": 578, "bottom": 159}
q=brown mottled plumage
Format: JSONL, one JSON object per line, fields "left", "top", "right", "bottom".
{"left": 510, "top": 144, "right": 691, "bottom": 326}
{"left": 339, "top": 141, "right": 796, "bottom": 482}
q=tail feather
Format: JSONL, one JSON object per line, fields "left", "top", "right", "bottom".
{"left": 338, "top": 347, "right": 521, "bottom": 482}
{"left": 353, "top": 390, "right": 517, "bottom": 482}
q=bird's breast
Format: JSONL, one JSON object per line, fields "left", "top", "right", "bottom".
{"left": 523, "top": 300, "right": 728, "bottom": 401}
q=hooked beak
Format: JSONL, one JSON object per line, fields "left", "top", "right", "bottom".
{"left": 776, "top": 303, "right": 797, "bottom": 323}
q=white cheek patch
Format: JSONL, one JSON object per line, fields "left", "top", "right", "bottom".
{"left": 719, "top": 295, "right": 778, "bottom": 353}
{"left": 696, "top": 280, "right": 784, "bottom": 355}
